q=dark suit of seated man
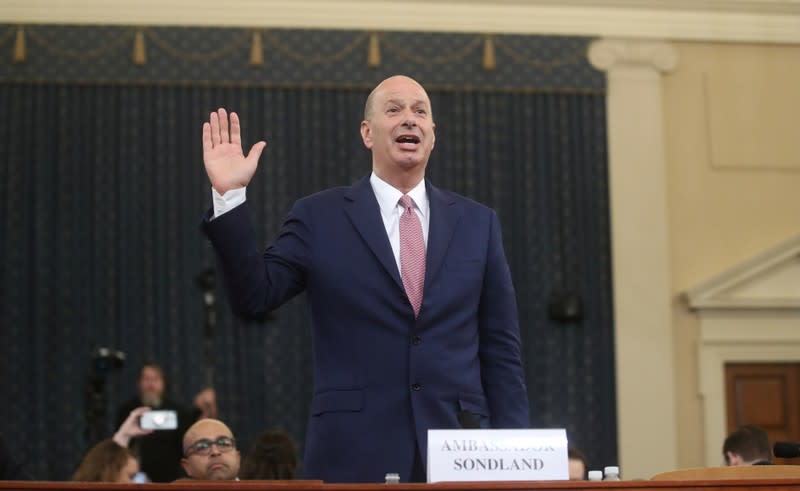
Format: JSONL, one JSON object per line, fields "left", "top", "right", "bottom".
{"left": 200, "top": 75, "right": 530, "bottom": 483}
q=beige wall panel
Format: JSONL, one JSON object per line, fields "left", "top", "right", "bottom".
{"left": 665, "top": 41, "right": 800, "bottom": 469}
{"left": 666, "top": 43, "right": 800, "bottom": 292}
{"left": 703, "top": 45, "right": 800, "bottom": 170}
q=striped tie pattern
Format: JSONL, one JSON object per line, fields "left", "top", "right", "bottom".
{"left": 399, "top": 195, "right": 425, "bottom": 317}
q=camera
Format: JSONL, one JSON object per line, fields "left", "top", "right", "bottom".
{"left": 140, "top": 410, "right": 178, "bottom": 430}
{"left": 91, "top": 347, "right": 126, "bottom": 376}
{"left": 85, "top": 347, "right": 126, "bottom": 444}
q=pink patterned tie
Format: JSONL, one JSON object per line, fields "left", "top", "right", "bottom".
{"left": 399, "top": 195, "right": 426, "bottom": 317}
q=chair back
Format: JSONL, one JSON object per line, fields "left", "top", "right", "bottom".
{"left": 651, "top": 465, "right": 800, "bottom": 480}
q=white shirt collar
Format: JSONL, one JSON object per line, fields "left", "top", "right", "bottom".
{"left": 369, "top": 172, "right": 428, "bottom": 218}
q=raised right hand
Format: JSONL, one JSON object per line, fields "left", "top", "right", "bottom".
{"left": 202, "top": 108, "right": 266, "bottom": 195}
{"left": 113, "top": 406, "right": 152, "bottom": 448}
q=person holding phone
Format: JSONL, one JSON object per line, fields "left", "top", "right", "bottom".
{"left": 116, "top": 363, "right": 203, "bottom": 482}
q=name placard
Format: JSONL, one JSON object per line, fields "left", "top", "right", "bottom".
{"left": 427, "top": 428, "right": 568, "bottom": 482}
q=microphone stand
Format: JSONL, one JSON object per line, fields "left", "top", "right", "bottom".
{"left": 196, "top": 269, "right": 217, "bottom": 416}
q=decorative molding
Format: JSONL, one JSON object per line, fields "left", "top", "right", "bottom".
{"left": 702, "top": 69, "right": 800, "bottom": 172}
{"left": 689, "top": 234, "right": 800, "bottom": 465}
{"left": 685, "top": 234, "right": 800, "bottom": 310}
{"left": 1, "top": 0, "right": 799, "bottom": 44}
{"left": 0, "top": 27, "right": 602, "bottom": 89}
{"left": 693, "top": 239, "right": 800, "bottom": 466}
{"left": 531, "top": 0, "right": 800, "bottom": 13}
{"left": 588, "top": 39, "right": 678, "bottom": 73}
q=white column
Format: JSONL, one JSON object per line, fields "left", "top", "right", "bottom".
{"left": 588, "top": 38, "right": 678, "bottom": 479}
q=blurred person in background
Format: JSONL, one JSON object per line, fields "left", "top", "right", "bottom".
{"left": 240, "top": 430, "right": 298, "bottom": 480}
{"left": 72, "top": 440, "right": 139, "bottom": 483}
{"left": 568, "top": 447, "right": 587, "bottom": 480}
{"left": 73, "top": 405, "right": 152, "bottom": 483}
{"left": 116, "top": 362, "right": 213, "bottom": 482}
{"left": 723, "top": 425, "right": 773, "bottom": 466}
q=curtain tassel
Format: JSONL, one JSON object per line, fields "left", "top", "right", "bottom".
{"left": 13, "top": 26, "right": 26, "bottom": 63}
{"left": 482, "top": 34, "right": 496, "bottom": 71}
{"left": 367, "top": 32, "right": 381, "bottom": 68}
{"left": 132, "top": 29, "right": 146, "bottom": 65}
{"left": 250, "top": 31, "right": 264, "bottom": 66}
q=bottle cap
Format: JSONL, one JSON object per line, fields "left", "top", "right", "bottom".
{"left": 384, "top": 473, "right": 400, "bottom": 484}
{"left": 588, "top": 470, "right": 603, "bottom": 481}
{"left": 604, "top": 465, "right": 620, "bottom": 474}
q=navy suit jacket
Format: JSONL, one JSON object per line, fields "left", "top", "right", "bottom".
{"left": 203, "top": 176, "right": 529, "bottom": 483}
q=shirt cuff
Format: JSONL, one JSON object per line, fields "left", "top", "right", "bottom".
{"left": 212, "top": 187, "right": 247, "bottom": 218}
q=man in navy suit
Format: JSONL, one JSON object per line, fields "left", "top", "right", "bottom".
{"left": 201, "top": 75, "right": 529, "bottom": 483}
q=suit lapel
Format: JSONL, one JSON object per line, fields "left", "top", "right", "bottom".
{"left": 344, "top": 176, "right": 405, "bottom": 292}
{"left": 424, "top": 180, "right": 460, "bottom": 291}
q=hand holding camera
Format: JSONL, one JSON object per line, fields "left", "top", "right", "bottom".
{"left": 113, "top": 406, "right": 154, "bottom": 447}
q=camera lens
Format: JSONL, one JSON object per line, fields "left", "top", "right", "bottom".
{"left": 91, "top": 347, "right": 126, "bottom": 376}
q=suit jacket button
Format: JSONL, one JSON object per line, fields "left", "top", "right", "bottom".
{"left": 412, "top": 335, "right": 421, "bottom": 345}
{"left": 411, "top": 383, "right": 421, "bottom": 391}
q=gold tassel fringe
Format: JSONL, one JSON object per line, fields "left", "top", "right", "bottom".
{"left": 367, "top": 32, "right": 381, "bottom": 68}
{"left": 483, "top": 35, "right": 496, "bottom": 71}
{"left": 133, "top": 29, "right": 146, "bottom": 65}
{"left": 13, "top": 26, "right": 26, "bottom": 63}
{"left": 250, "top": 31, "right": 264, "bottom": 66}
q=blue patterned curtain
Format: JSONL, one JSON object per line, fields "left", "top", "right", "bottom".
{"left": 0, "top": 25, "right": 615, "bottom": 480}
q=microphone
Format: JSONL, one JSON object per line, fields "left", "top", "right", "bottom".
{"left": 773, "top": 441, "right": 800, "bottom": 458}
{"left": 457, "top": 410, "right": 481, "bottom": 429}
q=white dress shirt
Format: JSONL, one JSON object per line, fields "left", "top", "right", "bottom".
{"left": 212, "top": 187, "right": 247, "bottom": 218}
{"left": 211, "top": 172, "right": 429, "bottom": 273}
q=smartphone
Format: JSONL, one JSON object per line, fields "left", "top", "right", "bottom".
{"left": 139, "top": 409, "right": 178, "bottom": 430}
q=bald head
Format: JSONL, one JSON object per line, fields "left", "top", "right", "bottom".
{"left": 364, "top": 75, "right": 432, "bottom": 121}
{"left": 360, "top": 74, "right": 436, "bottom": 191}
{"left": 181, "top": 419, "right": 240, "bottom": 480}
{"left": 184, "top": 418, "right": 230, "bottom": 448}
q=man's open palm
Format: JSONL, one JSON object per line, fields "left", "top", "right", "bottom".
{"left": 202, "top": 108, "right": 266, "bottom": 195}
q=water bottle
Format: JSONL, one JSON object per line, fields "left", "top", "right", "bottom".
{"left": 384, "top": 473, "right": 400, "bottom": 484}
{"left": 603, "top": 465, "right": 621, "bottom": 480}
{"left": 587, "top": 470, "right": 603, "bottom": 481}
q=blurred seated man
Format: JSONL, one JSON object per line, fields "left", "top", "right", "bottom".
{"left": 568, "top": 447, "right": 587, "bottom": 480}
{"left": 72, "top": 440, "right": 140, "bottom": 483}
{"left": 193, "top": 387, "right": 218, "bottom": 419}
{"left": 116, "top": 362, "right": 212, "bottom": 482}
{"left": 181, "top": 418, "right": 240, "bottom": 480}
{"left": 240, "top": 430, "right": 298, "bottom": 480}
{"left": 723, "top": 425, "right": 773, "bottom": 466}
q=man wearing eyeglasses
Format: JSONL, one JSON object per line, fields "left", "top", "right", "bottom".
{"left": 180, "top": 419, "right": 240, "bottom": 480}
